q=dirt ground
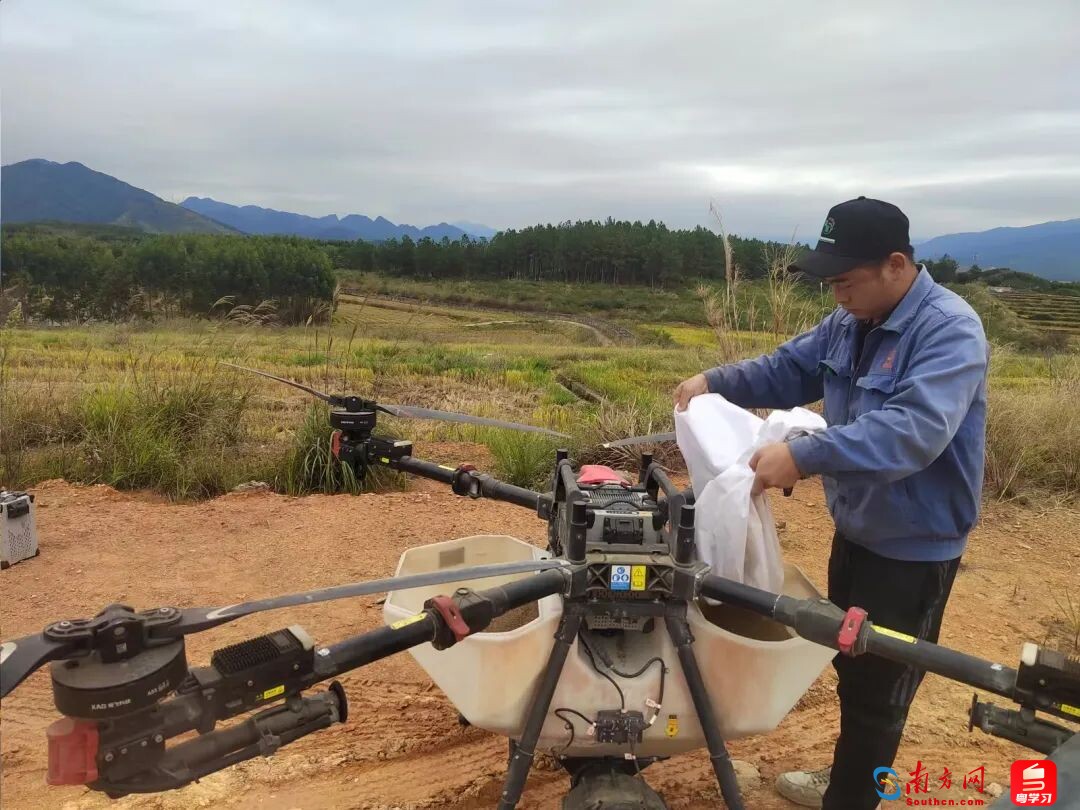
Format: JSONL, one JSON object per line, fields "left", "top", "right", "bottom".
{"left": 2, "top": 445, "right": 1077, "bottom": 809}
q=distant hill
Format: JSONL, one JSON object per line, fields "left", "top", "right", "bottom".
{"left": 181, "top": 197, "right": 494, "bottom": 242}
{"left": 915, "top": 218, "right": 1080, "bottom": 281}
{"left": 452, "top": 220, "right": 499, "bottom": 239}
{"left": 0, "top": 159, "right": 232, "bottom": 234}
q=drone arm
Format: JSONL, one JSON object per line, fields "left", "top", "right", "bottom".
{"left": 318, "top": 568, "right": 566, "bottom": 677}
{"left": 316, "top": 612, "right": 441, "bottom": 676}
{"left": 698, "top": 574, "right": 1024, "bottom": 708}
{"left": 90, "top": 688, "right": 344, "bottom": 795}
{"left": 387, "top": 455, "right": 543, "bottom": 511}
{"left": 60, "top": 569, "right": 567, "bottom": 797}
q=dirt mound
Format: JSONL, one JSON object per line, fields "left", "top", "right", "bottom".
{"left": 2, "top": 456, "right": 1077, "bottom": 808}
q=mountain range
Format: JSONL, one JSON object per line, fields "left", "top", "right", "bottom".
{"left": 2, "top": 159, "right": 1076, "bottom": 279}
{"left": 914, "top": 219, "right": 1080, "bottom": 281}
{"left": 179, "top": 197, "right": 485, "bottom": 242}
{"left": 1, "top": 159, "right": 231, "bottom": 234}
{"left": 1, "top": 159, "right": 494, "bottom": 242}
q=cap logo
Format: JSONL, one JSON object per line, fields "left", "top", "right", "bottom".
{"left": 819, "top": 217, "right": 836, "bottom": 244}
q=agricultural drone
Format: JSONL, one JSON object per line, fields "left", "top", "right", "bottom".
{"left": 1, "top": 365, "right": 1077, "bottom": 809}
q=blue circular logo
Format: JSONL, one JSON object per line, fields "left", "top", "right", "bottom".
{"left": 873, "top": 767, "right": 901, "bottom": 800}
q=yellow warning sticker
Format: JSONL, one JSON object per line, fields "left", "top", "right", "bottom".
{"left": 261, "top": 685, "right": 285, "bottom": 701}
{"left": 379, "top": 457, "right": 390, "bottom": 464}
{"left": 665, "top": 715, "right": 678, "bottom": 738}
{"left": 1060, "top": 703, "right": 1080, "bottom": 718}
{"left": 874, "top": 626, "right": 916, "bottom": 643}
{"left": 630, "top": 565, "right": 647, "bottom": 591}
{"left": 390, "top": 612, "right": 426, "bottom": 630}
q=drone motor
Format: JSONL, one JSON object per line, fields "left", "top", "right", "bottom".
{"left": 50, "top": 640, "right": 187, "bottom": 720}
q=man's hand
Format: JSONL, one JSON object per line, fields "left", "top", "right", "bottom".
{"left": 673, "top": 373, "right": 709, "bottom": 412}
{"left": 748, "top": 442, "right": 802, "bottom": 496}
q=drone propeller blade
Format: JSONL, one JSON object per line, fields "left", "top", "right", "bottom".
{"left": 379, "top": 403, "right": 570, "bottom": 438}
{"left": 166, "top": 559, "right": 568, "bottom": 637}
{"left": 221, "top": 363, "right": 340, "bottom": 406}
{"left": 1, "top": 633, "right": 78, "bottom": 699}
{"left": 223, "top": 364, "right": 567, "bottom": 437}
{"left": 603, "top": 431, "right": 677, "bottom": 449}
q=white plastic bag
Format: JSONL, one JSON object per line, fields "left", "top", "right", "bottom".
{"left": 675, "top": 395, "right": 825, "bottom": 592}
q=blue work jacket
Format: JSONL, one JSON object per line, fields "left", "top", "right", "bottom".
{"left": 704, "top": 268, "right": 988, "bottom": 561}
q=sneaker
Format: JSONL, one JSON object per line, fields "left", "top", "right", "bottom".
{"left": 775, "top": 767, "right": 830, "bottom": 808}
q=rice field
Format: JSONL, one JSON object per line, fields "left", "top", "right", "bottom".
{"left": 2, "top": 281, "right": 1078, "bottom": 500}
{"left": 993, "top": 290, "right": 1080, "bottom": 335}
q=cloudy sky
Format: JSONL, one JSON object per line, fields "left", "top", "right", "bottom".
{"left": 3, "top": 0, "right": 1078, "bottom": 240}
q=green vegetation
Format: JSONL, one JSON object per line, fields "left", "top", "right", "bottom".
{"left": 278, "top": 403, "right": 406, "bottom": 495}
{"left": 336, "top": 271, "right": 834, "bottom": 330}
{"left": 328, "top": 219, "right": 804, "bottom": 285}
{"left": 957, "top": 265, "right": 1080, "bottom": 296}
{"left": 1, "top": 226, "right": 335, "bottom": 323}
{"left": 2, "top": 247, "right": 1078, "bottom": 502}
{"left": 485, "top": 431, "right": 561, "bottom": 489}
{"left": 0, "top": 353, "right": 264, "bottom": 499}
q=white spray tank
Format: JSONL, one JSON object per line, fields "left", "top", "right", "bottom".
{"left": 384, "top": 535, "right": 834, "bottom": 757}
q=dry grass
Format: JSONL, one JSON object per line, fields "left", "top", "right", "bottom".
{"left": 985, "top": 353, "right": 1080, "bottom": 499}
{"left": 3, "top": 274, "right": 1078, "bottom": 501}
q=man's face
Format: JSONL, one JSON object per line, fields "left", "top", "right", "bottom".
{"left": 825, "top": 254, "right": 909, "bottom": 321}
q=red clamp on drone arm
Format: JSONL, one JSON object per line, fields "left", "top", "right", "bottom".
{"left": 428, "top": 595, "right": 471, "bottom": 649}
{"left": 837, "top": 606, "right": 868, "bottom": 656}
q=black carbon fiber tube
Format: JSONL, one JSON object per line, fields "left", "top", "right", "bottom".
{"left": 390, "top": 456, "right": 542, "bottom": 510}
{"left": 483, "top": 568, "right": 567, "bottom": 614}
{"left": 666, "top": 612, "right": 745, "bottom": 810}
{"left": 698, "top": 574, "right": 1020, "bottom": 704}
{"left": 319, "top": 568, "right": 565, "bottom": 677}
{"left": 319, "top": 613, "right": 439, "bottom": 676}
{"left": 498, "top": 607, "right": 583, "bottom": 810}
{"left": 699, "top": 574, "right": 783, "bottom": 616}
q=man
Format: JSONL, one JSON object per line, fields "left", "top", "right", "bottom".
{"left": 673, "top": 197, "right": 988, "bottom": 809}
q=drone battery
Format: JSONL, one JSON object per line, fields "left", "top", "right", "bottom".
{"left": 0, "top": 490, "right": 38, "bottom": 570}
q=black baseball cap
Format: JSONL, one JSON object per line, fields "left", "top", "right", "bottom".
{"left": 789, "top": 197, "right": 913, "bottom": 278}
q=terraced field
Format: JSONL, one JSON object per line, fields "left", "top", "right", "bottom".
{"left": 336, "top": 294, "right": 602, "bottom": 346}
{"left": 992, "top": 289, "right": 1080, "bottom": 336}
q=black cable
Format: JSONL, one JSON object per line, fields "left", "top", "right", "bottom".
{"left": 608, "top": 656, "right": 665, "bottom": 680}
{"left": 628, "top": 737, "right": 642, "bottom": 776}
{"left": 552, "top": 714, "right": 575, "bottom": 757}
{"left": 578, "top": 634, "right": 626, "bottom": 711}
{"left": 555, "top": 707, "right": 594, "bottom": 726}
{"left": 553, "top": 708, "right": 594, "bottom": 758}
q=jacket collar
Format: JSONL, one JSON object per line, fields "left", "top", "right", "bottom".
{"left": 836, "top": 266, "right": 935, "bottom": 334}
{"left": 879, "top": 266, "right": 935, "bottom": 334}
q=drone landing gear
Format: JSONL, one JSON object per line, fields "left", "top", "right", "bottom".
{"left": 497, "top": 603, "right": 746, "bottom": 810}
{"left": 500, "top": 608, "right": 584, "bottom": 809}
{"left": 665, "top": 610, "right": 744, "bottom": 809}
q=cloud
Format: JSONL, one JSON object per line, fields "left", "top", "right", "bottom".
{"left": 2, "top": 0, "right": 1078, "bottom": 238}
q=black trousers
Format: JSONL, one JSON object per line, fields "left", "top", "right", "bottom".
{"left": 821, "top": 533, "right": 961, "bottom": 810}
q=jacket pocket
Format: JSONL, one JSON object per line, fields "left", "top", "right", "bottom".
{"left": 855, "top": 372, "right": 897, "bottom": 413}
{"left": 855, "top": 373, "right": 897, "bottom": 394}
